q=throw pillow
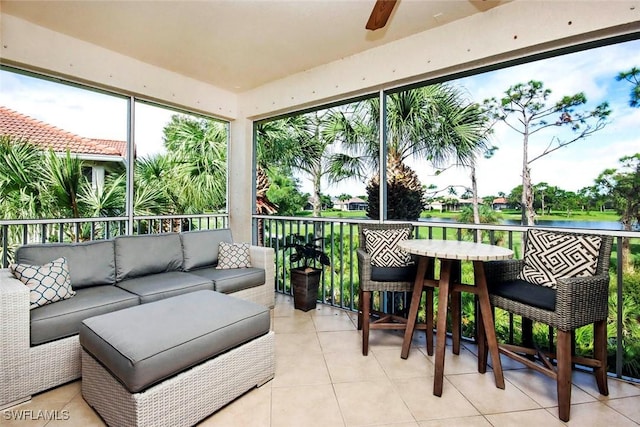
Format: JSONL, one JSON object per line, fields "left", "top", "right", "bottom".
{"left": 216, "top": 242, "right": 251, "bottom": 269}
{"left": 362, "top": 228, "right": 412, "bottom": 268}
{"left": 10, "top": 257, "right": 76, "bottom": 309}
{"left": 518, "top": 229, "right": 602, "bottom": 289}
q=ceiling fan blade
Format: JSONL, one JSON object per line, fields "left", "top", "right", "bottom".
{"left": 366, "top": 0, "right": 398, "bottom": 31}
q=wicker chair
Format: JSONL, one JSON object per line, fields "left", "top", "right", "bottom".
{"left": 356, "top": 223, "right": 431, "bottom": 356}
{"left": 483, "top": 229, "right": 613, "bottom": 422}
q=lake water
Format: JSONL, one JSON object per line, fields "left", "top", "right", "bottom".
{"left": 419, "top": 217, "right": 637, "bottom": 231}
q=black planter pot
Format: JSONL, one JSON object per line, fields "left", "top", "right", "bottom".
{"left": 290, "top": 267, "right": 322, "bottom": 312}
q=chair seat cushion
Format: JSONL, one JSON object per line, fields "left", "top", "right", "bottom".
{"left": 370, "top": 265, "right": 416, "bottom": 282}
{"left": 489, "top": 279, "right": 556, "bottom": 311}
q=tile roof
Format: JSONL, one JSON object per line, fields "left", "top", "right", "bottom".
{"left": 88, "top": 138, "right": 127, "bottom": 157}
{"left": 0, "top": 106, "right": 124, "bottom": 157}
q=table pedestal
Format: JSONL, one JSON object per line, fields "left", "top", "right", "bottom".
{"left": 402, "top": 256, "right": 505, "bottom": 396}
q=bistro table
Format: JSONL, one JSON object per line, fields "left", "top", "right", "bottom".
{"left": 398, "top": 239, "right": 514, "bottom": 396}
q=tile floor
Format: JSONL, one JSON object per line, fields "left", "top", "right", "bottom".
{"left": 4, "top": 293, "right": 640, "bottom": 426}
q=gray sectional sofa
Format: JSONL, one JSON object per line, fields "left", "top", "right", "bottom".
{"left": 0, "top": 228, "right": 275, "bottom": 409}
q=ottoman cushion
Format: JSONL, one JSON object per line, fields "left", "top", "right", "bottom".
{"left": 79, "top": 290, "right": 270, "bottom": 393}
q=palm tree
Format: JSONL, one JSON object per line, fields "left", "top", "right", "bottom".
{"left": 44, "top": 150, "right": 86, "bottom": 218}
{"left": 0, "top": 135, "right": 48, "bottom": 219}
{"left": 335, "top": 84, "right": 492, "bottom": 220}
{"left": 260, "top": 110, "right": 359, "bottom": 218}
{"left": 288, "top": 110, "right": 358, "bottom": 218}
{"left": 255, "top": 118, "right": 302, "bottom": 216}
{"left": 79, "top": 173, "right": 126, "bottom": 218}
{"left": 163, "top": 115, "right": 227, "bottom": 214}
{"left": 134, "top": 155, "right": 175, "bottom": 215}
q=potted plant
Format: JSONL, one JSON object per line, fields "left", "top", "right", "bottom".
{"left": 284, "top": 235, "right": 331, "bottom": 311}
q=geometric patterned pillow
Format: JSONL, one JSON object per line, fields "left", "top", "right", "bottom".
{"left": 9, "top": 257, "right": 76, "bottom": 309}
{"left": 216, "top": 242, "right": 251, "bottom": 269}
{"left": 518, "top": 229, "right": 602, "bottom": 289}
{"left": 362, "top": 228, "right": 412, "bottom": 268}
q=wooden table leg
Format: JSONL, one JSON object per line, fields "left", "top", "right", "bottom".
{"left": 401, "top": 256, "right": 429, "bottom": 359}
{"left": 473, "top": 261, "right": 504, "bottom": 389}
{"left": 433, "top": 259, "right": 451, "bottom": 397}
{"left": 425, "top": 283, "right": 434, "bottom": 356}
{"left": 450, "top": 260, "right": 461, "bottom": 355}
{"left": 476, "top": 297, "right": 487, "bottom": 373}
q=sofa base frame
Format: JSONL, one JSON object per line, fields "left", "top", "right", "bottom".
{"left": 82, "top": 331, "right": 275, "bottom": 427}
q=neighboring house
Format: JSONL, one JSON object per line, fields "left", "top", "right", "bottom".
{"left": 425, "top": 200, "right": 443, "bottom": 212}
{"left": 0, "top": 106, "right": 126, "bottom": 191}
{"left": 492, "top": 197, "right": 509, "bottom": 211}
{"left": 333, "top": 197, "right": 367, "bottom": 211}
{"left": 426, "top": 196, "right": 474, "bottom": 212}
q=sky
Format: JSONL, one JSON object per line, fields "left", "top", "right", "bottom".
{"left": 0, "top": 71, "right": 174, "bottom": 158}
{"left": 317, "top": 38, "right": 640, "bottom": 199}
{"left": 1, "top": 38, "right": 639, "bottom": 199}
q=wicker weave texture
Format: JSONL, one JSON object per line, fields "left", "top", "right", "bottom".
{"left": 357, "top": 223, "right": 415, "bottom": 293}
{"left": 82, "top": 331, "right": 275, "bottom": 427}
{"left": 232, "top": 283, "right": 273, "bottom": 308}
{"left": 0, "top": 270, "right": 31, "bottom": 408}
{"left": 248, "top": 246, "right": 276, "bottom": 308}
{"left": 0, "top": 243, "right": 274, "bottom": 409}
{"left": 487, "top": 232, "right": 613, "bottom": 332}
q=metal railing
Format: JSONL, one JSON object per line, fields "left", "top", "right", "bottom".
{"left": 0, "top": 214, "right": 228, "bottom": 267}
{"left": 1, "top": 213, "right": 638, "bottom": 382}
{"left": 255, "top": 214, "right": 640, "bottom": 382}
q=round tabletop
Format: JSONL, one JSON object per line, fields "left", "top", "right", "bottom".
{"left": 398, "top": 239, "right": 514, "bottom": 261}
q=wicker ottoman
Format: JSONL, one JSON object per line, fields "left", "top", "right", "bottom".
{"left": 79, "top": 290, "right": 275, "bottom": 427}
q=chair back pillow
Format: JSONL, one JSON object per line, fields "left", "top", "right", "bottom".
{"left": 518, "top": 229, "right": 602, "bottom": 289}
{"left": 362, "top": 227, "right": 412, "bottom": 268}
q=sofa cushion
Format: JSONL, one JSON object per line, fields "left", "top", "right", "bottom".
{"left": 216, "top": 242, "right": 251, "bottom": 269}
{"left": 115, "top": 271, "right": 213, "bottom": 303}
{"left": 16, "top": 240, "right": 115, "bottom": 289}
{"left": 180, "top": 228, "right": 234, "bottom": 271}
{"left": 189, "top": 266, "right": 265, "bottom": 294}
{"left": 30, "top": 285, "right": 139, "bottom": 346}
{"left": 10, "top": 257, "right": 76, "bottom": 309}
{"left": 115, "top": 233, "right": 183, "bottom": 281}
{"left": 79, "top": 290, "right": 271, "bottom": 393}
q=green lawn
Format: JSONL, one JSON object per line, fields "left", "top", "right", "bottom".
{"left": 298, "top": 208, "right": 622, "bottom": 223}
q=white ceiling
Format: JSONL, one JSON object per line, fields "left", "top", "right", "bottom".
{"left": 2, "top": 0, "right": 509, "bottom": 93}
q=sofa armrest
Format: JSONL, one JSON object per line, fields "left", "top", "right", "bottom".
{"left": 249, "top": 246, "right": 275, "bottom": 308}
{"left": 0, "top": 269, "right": 30, "bottom": 332}
{"left": 0, "top": 269, "right": 31, "bottom": 408}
